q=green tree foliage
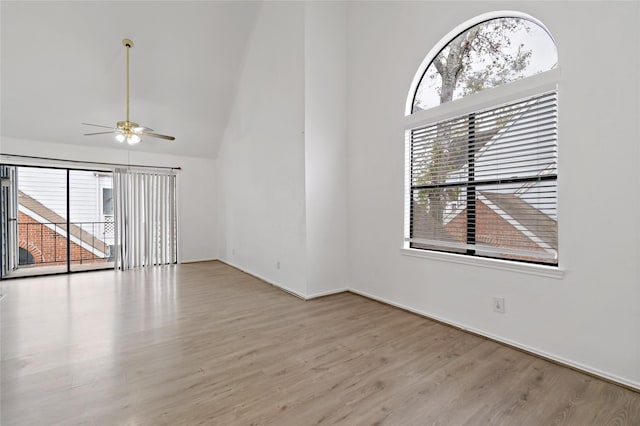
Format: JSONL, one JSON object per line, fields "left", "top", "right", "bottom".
{"left": 414, "top": 18, "right": 533, "bottom": 226}
{"left": 415, "top": 18, "right": 533, "bottom": 111}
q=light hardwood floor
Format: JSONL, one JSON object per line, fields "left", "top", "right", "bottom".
{"left": 1, "top": 261, "right": 639, "bottom": 425}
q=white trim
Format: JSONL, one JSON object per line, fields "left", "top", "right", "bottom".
{"left": 306, "top": 288, "right": 349, "bottom": 300}
{"left": 175, "top": 172, "right": 182, "bottom": 265}
{"left": 405, "top": 69, "right": 560, "bottom": 129}
{"left": 405, "top": 10, "right": 558, "bottom": 116}
{"left": 180, "top": 257, "right": 218, "bottom": 264}
{"left": 403, "top": 130, "right": 412, "bottom": 243}
{"left": 406, "top": 238, "right": 557, "bottom": 261}
{"left": 348, "top": 288, "right": 639, "bottom": 392}
{"left": 220, "top": 259, "right": 308, "bottom": 300}
{"left": 220, "top": 259, "right": 347, "bottom": 301}
{"left": 400, "top": 246, "right": 564, "bottom": 279}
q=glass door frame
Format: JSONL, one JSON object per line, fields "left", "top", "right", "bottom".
{"left": 0, "top": 162, "right": 114, "bottom": 279}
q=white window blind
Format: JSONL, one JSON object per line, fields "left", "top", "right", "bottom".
{"left": 114, "top": 168, "right": 177, "bottom": 269}
{"left": 406, "top": 90, "right": 558, "bottom": 264}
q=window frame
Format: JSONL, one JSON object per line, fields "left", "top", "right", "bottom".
{"left": 405, "top": 10, "right": 557, "bottom": 117}
{"left": 403, "top": 12, "right": 563, "bottom": 278}
{"left": 102, "top": 187, "right": 114, "bottom": 216}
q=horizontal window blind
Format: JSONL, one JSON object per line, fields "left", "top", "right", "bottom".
{"left": 407, "top": 90, "right": 558, "bottom": 264}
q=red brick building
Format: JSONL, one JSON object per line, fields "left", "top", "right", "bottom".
{"left": 17, "top": 192, "right": 111, "bottom": 267}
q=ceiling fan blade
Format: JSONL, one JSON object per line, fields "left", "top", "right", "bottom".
{"left": 132, "top": 126, "right": 154, "bottom": 133}
{"left": 82, "top": 122, "right": 115, "bottom": 129}
{"left": 141, "top": 131, "right": 175, "bottom": 141}
{"left": 84, "top": 131, "right": 117, "bottom": 136}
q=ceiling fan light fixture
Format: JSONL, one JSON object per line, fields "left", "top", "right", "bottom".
{"left": 127, "top": 134, "right": 141, "bottom": 145}
{"left": 82, "top": 39, "right": 175, "bottom": 143}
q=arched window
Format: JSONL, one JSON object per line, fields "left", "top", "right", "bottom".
{"left": 411, "top": 17, "right": 557, "bottom": 113}
{"left": 404, "top": 13, "right": 559, "bottom": 266}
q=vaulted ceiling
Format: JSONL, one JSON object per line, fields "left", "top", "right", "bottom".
{"left": 1, "top": 1, "right": 260, "bottom": 158}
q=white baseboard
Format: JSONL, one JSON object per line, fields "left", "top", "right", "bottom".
{"left": 347, "top": 288, "right": 640, "bottom": 392}
{"left": 219, "top": 259, "right": 308, "bottom": 300}
{"left": 180, "top": 258, "right": 218, "bottom": 264}
{"left": 306, "top": 287, "right": 349, "bottom": 300}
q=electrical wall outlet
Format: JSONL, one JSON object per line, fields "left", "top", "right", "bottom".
{"left": 276, "top": 261, "right": 281, "bottom": 270}
{"left": 493, "top": 297, "right": 505, "bottom": 313}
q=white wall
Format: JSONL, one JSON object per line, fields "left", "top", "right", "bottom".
{"left": 217, "top": 2, "right": 308, "bottom": 296}
{"left": 304, "top": 2, "right": 349, "bottom": 297}
{"left": 0, "top": 137, "right": 218, "bottom": 263}
{"left": 217, "top": 2, "right": 350, "bottom": 298}
{"left": 346, "top": 1, "right": 640, "bottom": 388}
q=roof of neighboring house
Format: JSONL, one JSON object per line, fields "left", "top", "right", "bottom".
{"left": 480, "top": 191, "right": 557, "bottom": 250}
{"left": 18, "top": 191, "right": 109, "bottom": 254}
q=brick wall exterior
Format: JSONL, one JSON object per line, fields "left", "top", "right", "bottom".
{"left": 445, "top": 201, "right": 544, "bottom": 259}
{"left": 18, "top": 212, "right": 108, "bottom": 266}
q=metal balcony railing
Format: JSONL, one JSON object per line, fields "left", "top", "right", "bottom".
{"left": 18, "top": 221, "right": 114, "bottom": 267}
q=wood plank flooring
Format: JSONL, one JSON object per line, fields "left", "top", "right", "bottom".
{"left": 1, "top": 261, "right": 639, "bottom": 425}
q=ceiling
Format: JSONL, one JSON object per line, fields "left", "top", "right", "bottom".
{"left": 1, "top": 1, "right": 260, "bottom": 158}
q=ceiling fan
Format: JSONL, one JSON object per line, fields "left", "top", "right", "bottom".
{"left": 82, "top": 39, "right": 175, "bottom": 145}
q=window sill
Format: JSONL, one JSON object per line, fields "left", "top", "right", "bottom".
{"left": 400, "top": 247, "right": 565, "bottom": 279}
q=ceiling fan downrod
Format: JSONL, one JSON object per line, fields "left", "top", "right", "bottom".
{"left": 123, "top": 38, "right": 133, "bottom": 126}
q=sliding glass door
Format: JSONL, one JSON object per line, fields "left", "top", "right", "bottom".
{"left": 0, "top": 165, "right": 114, "bottom": 278}
{"left": 69, "top": 170, "right": 114, "bottom": 272}
{"left": 7, "top": 166, "right": 68, "bottom": 277}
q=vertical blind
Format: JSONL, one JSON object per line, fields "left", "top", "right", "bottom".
{"left": 114, "top": 168, "right": 177, "bottom": 269}
{"left": 407, "top": 90, "right": 558, "bottom": 264}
